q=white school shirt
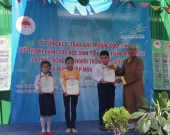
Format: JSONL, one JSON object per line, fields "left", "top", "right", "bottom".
{"left": 34, "top": 72, "right": 56, "bottom": 91}
{"left": 92, "top": 64, "right": 107, "bottom": 83}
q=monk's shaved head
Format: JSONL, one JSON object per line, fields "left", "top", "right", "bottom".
{"left": 128, "top": 45, "right": 137, "bottom": 50}
{"left": 127, "top": 44, "right": 137, "bottom": 58}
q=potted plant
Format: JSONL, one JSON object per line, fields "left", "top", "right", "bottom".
{"left": 103, "top": 107, "right": 131, "bottom": 135}
{"left": 130, "top": 91, "right": 170, "bottom": 135}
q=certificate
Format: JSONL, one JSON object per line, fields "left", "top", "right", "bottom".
{"left": 66, "top": 79, "right": 79, "bottom": 95}
{"left": 40, "top": 76, "right": 54, "bottom": 93}
{"left": 102, "top": 67, "right": 115, "bottom": 83}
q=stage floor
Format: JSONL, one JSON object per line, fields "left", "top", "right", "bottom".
{"left": 0, "top": 121, "right": 139, "bottom": 135}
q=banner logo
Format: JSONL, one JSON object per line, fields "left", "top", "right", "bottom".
{"left": 0, "top": 38, "right": 7, "bottom": 46}
{"left": 16, "top": 16, "right": 36, "bottom": 35}
{"left": 166, "top": 44, "right": 170, "bottom": 50}
{"left": 120, "top": 23, "right": 146, "bottom": 39}
{"left": 154, "top": 40, "right": 161, "bottom": 48}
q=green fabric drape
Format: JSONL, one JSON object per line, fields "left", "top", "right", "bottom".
{"left": 0, "top": 0, "right": 11, "bottom": 125}
{"left": 165, "top": 0, "right": 170, "bottom": 7}
{"left": 0, "top": 0, "right": 12, "bottom": 6}
{"left": 0, "top": 3, "right": 11, "bottom": 35}
{"left": 159, "top": 0, "right": 170, "bottom": 40}
{"left": 150, "top": 1, "right": 170, "bottom": 40}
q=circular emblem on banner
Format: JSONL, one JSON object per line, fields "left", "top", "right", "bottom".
{"left": 0, "top": 38, "right": 7, "bottom": 46}
{"left": 154, "top": 40, "right": 161, "bottom": 48}
{"left": 16, "top": 16, "right": 36, "bottom": 35}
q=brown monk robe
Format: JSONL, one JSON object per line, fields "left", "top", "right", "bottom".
{"left": 116, "top": 56, "right": 145, "bottom": 115}
{"left": 114, "top": 45, "right": 145, "bottom": 129}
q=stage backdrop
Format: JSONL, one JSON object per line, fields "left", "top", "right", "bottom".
{"left": 11, "top": 0, "right": 153, "bottom": 123}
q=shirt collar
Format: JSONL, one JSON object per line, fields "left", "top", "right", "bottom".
{"left": 100, "top": 63, "right": 109, "bottom": 67}
{"left": 65, "top": 68, "right": 75, "bottom": 71}
{"left": 41, "top": 72, "right": 49, "bottom": 76}
{"left": 128, "top": 56, "right": 137, "bottom": 62}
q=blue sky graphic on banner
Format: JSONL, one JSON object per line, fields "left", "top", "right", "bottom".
{"left": 11, "top": 0, "right": 153, "bottom": 123}
{"left": 58, "top": 0, "right": 113, "bottom": 15}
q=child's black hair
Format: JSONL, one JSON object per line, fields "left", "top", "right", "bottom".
{"left": 40, "top": 61, "right": 53, "bottom": 75}
{"left": 41, "top": 60, "right": 51, "bottom": 69}
{"left": 65, "top": 56, "right": 74, "bottom": 63}
{"left": 100, "top": 51, "right": 109, "bottom": 57}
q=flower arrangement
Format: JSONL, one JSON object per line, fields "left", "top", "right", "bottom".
{"left": 103, "top": 107, "right": 130, "bottom": 135}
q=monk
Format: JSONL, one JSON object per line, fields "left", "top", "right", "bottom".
{"left": 114, "top": 45, "right": 145, "bottom": 130}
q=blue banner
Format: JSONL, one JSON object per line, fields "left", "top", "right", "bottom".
{"left": 11, "top": 0, "right": 153, "bottom": 123}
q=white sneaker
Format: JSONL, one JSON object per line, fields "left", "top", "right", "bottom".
{"left": 72, "top": 128, "right": 78, "bottom": 133}
{"left": 65, "top": 128, "right": 71, "bottom": 133}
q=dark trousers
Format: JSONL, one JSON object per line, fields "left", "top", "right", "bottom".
{"left": 97, "top": 83, "right": 115, "bottom": 126}
{"left": 63, "top": 94, "right": 78, "bottom": 128}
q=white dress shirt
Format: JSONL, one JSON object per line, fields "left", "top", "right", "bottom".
{"left": 92, "top": 64, "right": 107, "bottom": 83}
{"left": 60, "top": 78, "right": 66, "bottom": 92}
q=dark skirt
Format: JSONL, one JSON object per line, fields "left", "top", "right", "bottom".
{"left": 39, "top": 93, "right": 56, "bottom": 116}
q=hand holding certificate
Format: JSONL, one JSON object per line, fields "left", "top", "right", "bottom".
{"left": 40, "top": 76, "right": 55, "bottom": 93}
{"left": 66, "top": 79, "right": 79, "bottom": 95}
{"left": 102, "top": 67, "right": 115, "bottom": 83}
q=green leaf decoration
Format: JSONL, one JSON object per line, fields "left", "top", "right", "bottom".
{"left": 158, "top": 98, "right": 167, "bottom": 109}
{"left": 31, "top": 40, "right": 36, "bottom": 46}
{"left": 130, "top": 112, "right": 146, "bottom": 119}
{"left": 136, "top": 118, "right": 146, "bottom": 133}
{"left": 20, "top": 79, "right": 25, "bottom": 84}
{"left": 159, "top": 92, "right": 168, "bottom": 102}
{"left": 167, "top": 113, "right": 170, "bottom": 120}
{"left": 25, "top": 40, "right": 30, "bottom": 46}
{"left": 136, "top": 105, "right": 149, "bottom": 112}
{"left": 156, "top": 100, "right": 160, "bottom": 115}
{"left": 134, "top": 92, "right": 170, "bottom": 135}
{"left": 143, "top": 119, "right": 152, "bottom": 134}
{"left": 137, "top": 109, "right": 146, "bottom": 113}
{"left": 152, "top": 98, "right": 157, "bottom": 106}
{"left": 163, "top": 120, "right": 170, "bottom": 132}
{"left": 161, "top": 111, "right": 168, "bottom": 120}
{"left": 151, "top": 128, "right": 158, "bottom": 135}
{"left": 148, "top": 112, "right": 156, "bottom": 119}
{"left": 136, "top": 105, "right": 155, "bottom": 113}
{"left": 137, "top": 113, "right": 147, "bottom": 124}
{"left": 78, "top": 0, "right": 89, "bottom": 6}
{"left": 162, "top": 128, "right": 168, "bottom": 135}
{"left": 103, "top": 107, "right": 130, "bottom": 133}
{"left": 151, "top": 118, "right": 159, "bottom": 130}
{"left": 137, "top": 118, "right": 151, "bottom": 134}
{"left": 156, "top": 116, "right": 165, "bottom": 128}
{"left": 157, "top": 127, "right": 163, "bottom": 135}
{"left": 167, "top": 100, "right": 170, "bottom": 106}
{"left": 138, "top": 95, "right": 150, "bottom": 107}
{"left": 158, "top": 92, "right": 169, "bottom": 109}
{"left": 151, "top": 131, "right": 157, "bottom": 135}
